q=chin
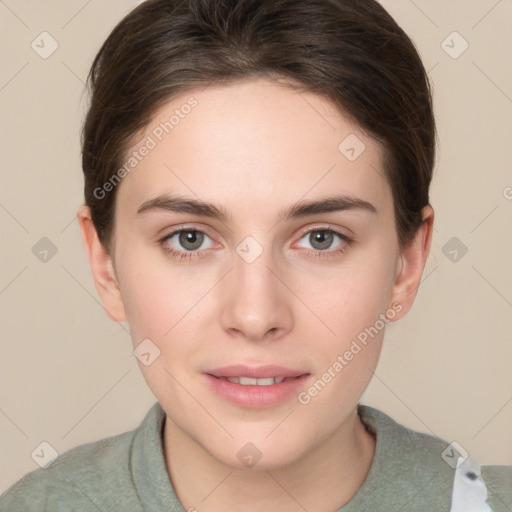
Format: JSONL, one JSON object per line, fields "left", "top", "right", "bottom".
{"left": 204, "top": 431, "right": 311, "bottom": 472}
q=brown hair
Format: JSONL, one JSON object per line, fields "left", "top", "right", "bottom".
{"left": 82, "top": 0, "right": 435, "bottom": 252}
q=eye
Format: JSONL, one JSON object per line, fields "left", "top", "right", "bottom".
{"left": 161, "top": 228, "right": 215, "bottom": 258}
{"left": 296, "top": 228, "right": 351, "bottom": 253}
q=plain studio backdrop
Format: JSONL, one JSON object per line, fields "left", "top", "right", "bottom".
{"left": 1, "top": 0, "right": 511, "bottom": 494}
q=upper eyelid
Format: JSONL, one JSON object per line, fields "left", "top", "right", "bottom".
{"left": 160, "top": 224, "right": 212, "bottom": 239}
{"left": 302, "top": 226, "right": 349, "bottom": 237}
{"left": 161, "top": 224, "right": 349, "bottom": 238}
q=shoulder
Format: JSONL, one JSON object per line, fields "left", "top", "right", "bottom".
{"left": 481, "top": 464, "right": 512, "bottom": 512}
{"left": 356, "top": 405, "right": 512, "bottom": 511}
{"left": 0, "top": 430, "right": 137, "bottom": 512}
{"left": 0, "top": 403, "right": 168, "bottom": 512}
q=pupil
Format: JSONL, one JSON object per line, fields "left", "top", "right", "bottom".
{"left": 179, "top": 230, "right": 203, "bottom": 250}
{"left": 310, "top": 231, "right": 333, "bottom": 250}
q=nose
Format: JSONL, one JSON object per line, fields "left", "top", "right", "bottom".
{"left": 219, "top": 245, "right": 293, "bottom": 342}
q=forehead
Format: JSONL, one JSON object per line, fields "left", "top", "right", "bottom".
{"left": 115, "top": 78, "right": 391, "bottom": 221}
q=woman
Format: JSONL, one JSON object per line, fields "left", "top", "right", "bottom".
{"left": 2, "top": 0, "right": 510, "bottom": 510}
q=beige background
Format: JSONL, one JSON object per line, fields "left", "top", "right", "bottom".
{"left": 1, "top": 0, "right": 511, "bottom": 494}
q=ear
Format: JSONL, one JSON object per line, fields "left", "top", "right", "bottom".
{"left": 387, "top": 205, "right": 434, "bottom": 321}
{"left": 77, "top": 205, "right": 127, "bottom": 323}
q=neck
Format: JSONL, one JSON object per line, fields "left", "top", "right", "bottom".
{"left": 163, "top": 407, "right": 376, "bottom": 512}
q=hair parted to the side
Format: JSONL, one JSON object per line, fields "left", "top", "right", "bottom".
{"left": 82, "top": 0, "right": 435, "bottom": 253}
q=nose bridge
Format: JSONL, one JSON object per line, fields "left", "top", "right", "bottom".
{"left": 219, "top": 238, "right": 292, "bottom": 340}
{"left": 235, "top": 245, "right": 275, "bottom": 299}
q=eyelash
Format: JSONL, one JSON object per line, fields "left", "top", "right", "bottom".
{"left": 159, "top": 226, "right": 353, "bottom": 262}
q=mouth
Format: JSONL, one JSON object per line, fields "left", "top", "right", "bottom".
{"left": 203, "top": 365, "right": 311, "bottom": 408}
{"left": 215, "top": 376, "right": 298, "bottom": 385}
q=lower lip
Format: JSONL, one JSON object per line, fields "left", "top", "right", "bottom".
{"left": 203, "top": 374, "right": 311, "bottom": 409}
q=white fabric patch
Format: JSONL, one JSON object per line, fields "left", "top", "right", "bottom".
{"left": 450, "top": 456, "right": 492, "bottom": 512}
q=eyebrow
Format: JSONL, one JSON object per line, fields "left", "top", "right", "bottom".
{"left": 136, "top": 194, "right": 377, "bottom": 221}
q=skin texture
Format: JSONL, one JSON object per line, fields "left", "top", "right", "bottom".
{"left": 78, "top": 78, "right": 434, "bottom": 511}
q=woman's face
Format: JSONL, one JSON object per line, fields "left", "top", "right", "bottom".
{"left": 99, "top": 78, "right": 422, "bottom": 469}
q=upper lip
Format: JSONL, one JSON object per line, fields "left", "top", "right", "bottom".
{"left": 205, "top": 365, "right": 309, "bottom": 379}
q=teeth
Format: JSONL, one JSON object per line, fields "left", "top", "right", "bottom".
{"left": 225, "top": 376, "right": 286, "bottom": 385}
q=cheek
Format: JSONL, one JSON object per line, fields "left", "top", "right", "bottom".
{"left": 115, "top": 243, "right": 178, "bottom": 344}
{"left": 300, "top": 254, "right": 396, "bottom": 345}
{"left": 294, "top": 262, "right": 395, "bottom": 424}
{"left": 118, "top": 257, "right": 200, "bottom": 399}
{"left": 115, "top": 230, "right": 201, "bottom": 325}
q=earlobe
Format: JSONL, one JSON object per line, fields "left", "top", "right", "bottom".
{"left": 77, "top": 205, "right": 127, "bottom": 323}
{"left": 388, "top": 206, "right": 434, "bottom": 321}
